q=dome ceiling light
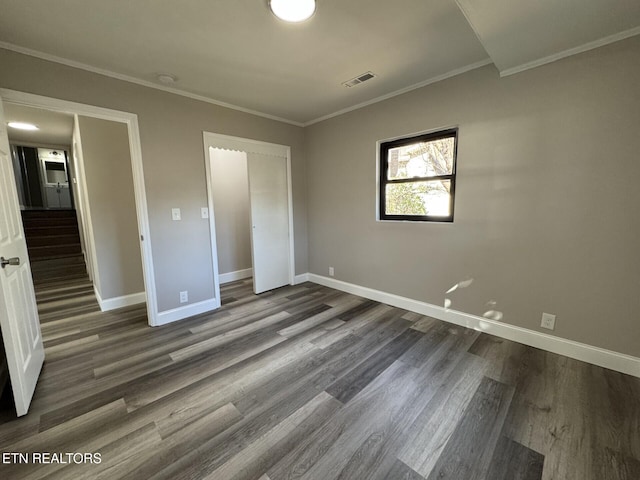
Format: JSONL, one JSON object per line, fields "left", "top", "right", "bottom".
{"left": 269, "top": 0, "right": 316, "bottom": 23}
{"left": 8, "top": 122, "right": 39, "bottom": 131}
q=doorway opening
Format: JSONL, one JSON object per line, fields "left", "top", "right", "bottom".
{"left": 0, "top": 88, "right": 157, "bottom": 324}
{"left": 0, "top": 89, "right": 156, "bottom": 417}
{"left": 203, "top": 132, "right": 295, "bottom": 298}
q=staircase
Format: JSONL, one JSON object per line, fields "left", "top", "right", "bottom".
{"left": 21, "top": 210, "right": 88, "bottom": 285}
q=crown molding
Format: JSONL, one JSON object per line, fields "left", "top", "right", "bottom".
{"left": 499, "top": 26, "right": 640, "bottom": 77}
{"left": 0, "top": 41, "right": 305, "bottom": 127}
{"left": 1, "top": 41, "right": 493, "bottom": 128}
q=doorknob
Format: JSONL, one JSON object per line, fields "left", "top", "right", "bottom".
{"left": 0, "top": 257, "right": 20, "bottom": 269}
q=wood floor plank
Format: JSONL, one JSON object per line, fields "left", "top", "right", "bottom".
{"left": 382, "top": 459, "right": 425, "bottom": 480}
{"left": 403, "top": 323, "right": 480, "bottom": 368}
{"left": 0, "top": 413, "right": 40, "bottom": 450}
{"left": 203, "top": 392, "right": 340, "bottom": 480}
{"left": 26, "top": 422, "right": 162, "bottom": 480}
{"left": 156, "top": 401, "right": 243, "bottom": 440}
{"left": 150, "top": 388, "right": 337, "bottom": 480}
{"left": 337, "top": 299, "right": 381, "bottom": 321}
{"left": 328, "top": 353, "right": 486, "bottom": 480}
{"left": 267, "top": 360, "right": 419, "bottom": 480}
{"left": 125, "top": 334, "right": 318, "bottom": 412}
{"left": 3, "top": 399, "right": 130, "bottom": 479}
{"left": 233, "top": 334, "right": 362, "bottom": 416}
{"left": 326, "top": 328, "right": 423, "bottom": 403}
{"left": 188, "top": 302, "right": 282, "bottom": 335}
{"left": 595, "top": 448, "right": 640, "bottom": 480}
{"left": 410, "top": 315, "right": 438, "bottom": 333}
{"left": 311, "top": 303, "right": 394, "bottom": 349}
{"left": 117, "top": 403, "right": 244, "bottom": 479}
{"left": 485, "top": 436, "right": 544, "bottom": 480}
{"left": 307, "top": 360, "right": 430, "bottom": 480}
{"left": 424, "top": 376, "right": 515, "bottom": 480}
{"left": 170, "top": 311, "right": 292, "bottom": 362}
{"left": 277, "top": 296, "right": 363, "bottom": 338}
{"left": 397, "top": 352, "right": 487, "bottom": 477}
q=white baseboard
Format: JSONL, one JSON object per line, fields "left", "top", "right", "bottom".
{"left": 94, "top": 288, "right": 146, "bottom": 312}
{"left": 155, "top": 299, "right": 219, "bottom": 326}
{"left": 219, "top": 268, "right": 253, "bottom": 284}
{"left": 307, "top": 274, "right": 640, "bottom": 378}
{"left": 293, "top": 273, "right": 310, "bottom": 285}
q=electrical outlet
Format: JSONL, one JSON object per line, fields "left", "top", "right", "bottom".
{"left": 172, "top": 208, "right": 181, "bottom": 221}
{"left": 541, "top": 312, "right": 556, "bottom": 330}
{"left": 180, "top": 291, "right": 188, "bottom": 303}
{"left": 329, "top": 267, "right": 334, "bottom": 277}
{"left": 201, "top": 207, "right": 209, "bottom": 219}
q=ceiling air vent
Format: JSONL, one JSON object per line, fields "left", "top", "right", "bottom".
{"left": 342, "top": 71, "right": 377, "bottom": 88}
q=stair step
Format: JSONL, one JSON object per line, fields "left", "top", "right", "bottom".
{"left": 21, "top": 210, "right": 88, "bottom": 284}
{"left": 32, "top": 265, "right": 88, "bottom": 280}
{"left": 33, "top": 272, "right": 90, "bottom": 288}
{"left": 28, "top": 244, "right": 82, "bottom": 260}
{"left": 26, "top": 234, "right": 81, "bottom": 248}
{"left": 30, "top": 254, "right": 86, "bottom": 271}
{"left": 21, "top": 209, "right": 77, "bottom": 219}
{"left": 25, "top": 225, "right": 80, "bottom": 236}
{"left": 36, "top": 283, "right": 94, "bottom": 301}
{"left": 22, "top": 217, "right": 78, "bottom": 228}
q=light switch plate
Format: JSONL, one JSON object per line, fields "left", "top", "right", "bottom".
{"left": 201, "top": 207, "right": 209, "bottom": 219}
{"left": 172, "top": 208, "right": 181, "bottom": 221}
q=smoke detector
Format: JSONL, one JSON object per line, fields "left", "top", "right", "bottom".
{"left": 342, "top": 71, "right": 377, "bottom": 88}
{"left": 156, "top": 73, "right": 178, "bottom": 85}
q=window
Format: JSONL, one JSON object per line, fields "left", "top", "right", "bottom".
{"left": 379, "top": 128, "right": 458, "bottom": 222}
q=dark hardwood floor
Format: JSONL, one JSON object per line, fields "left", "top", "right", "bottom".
{"left": 0, "top": 277, "right": 638, "bottom": 479}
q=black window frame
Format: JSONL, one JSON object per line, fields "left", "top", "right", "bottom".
{"left": 379, "top": 128, "right": 458, "bottom": 222}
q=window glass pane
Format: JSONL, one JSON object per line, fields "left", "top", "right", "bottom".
{"left": 387, "top": 136, "right": 454, "bottom": 180}
{"left": 385, "top": 180, "right": 451, "bottom": 217}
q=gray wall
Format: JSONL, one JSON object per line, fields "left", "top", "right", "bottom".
{"left": 0, "top": 48, "right": 307, "bottom": 313}
{"left": 210, "top": 148, "right": 252, "bottom": 275}
{"left": 305, "top": 36, "right": 640, "bottom": 357}
{"left": 77, "top": 116, "right": 144, "bottom": 300}
{"left": 2, "top": 37, "right": 638, "bottom": 358}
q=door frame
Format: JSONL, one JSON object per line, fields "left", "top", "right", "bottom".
{"left": 0, "top": 88, "right": 159, "bottom": 326}
{"left": 202, "top": 132, "right": 295, "bottom": 291}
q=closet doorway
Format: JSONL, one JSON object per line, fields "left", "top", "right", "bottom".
{"left": 203, "top": 132, "right": 294, "bottom": 296}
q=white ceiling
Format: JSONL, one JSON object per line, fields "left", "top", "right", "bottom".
{"left": 4, "top": 104, "right": 74, "bottom": 146}
{"left": 0, "top": 0, "right": 639, "bottom": 125}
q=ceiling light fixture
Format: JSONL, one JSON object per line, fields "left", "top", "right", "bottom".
{"left": 269, "top": 0, "right": 316, "bottom": 22}
{"left": 7, "top": 122, "right": 39, "bottom": 131}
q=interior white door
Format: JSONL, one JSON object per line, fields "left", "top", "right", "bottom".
{"left": 0, "top": 97, "right": 45, "bottom": 417}
{"left": 247, "top": 153, "right": 290, "bottom": 294}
